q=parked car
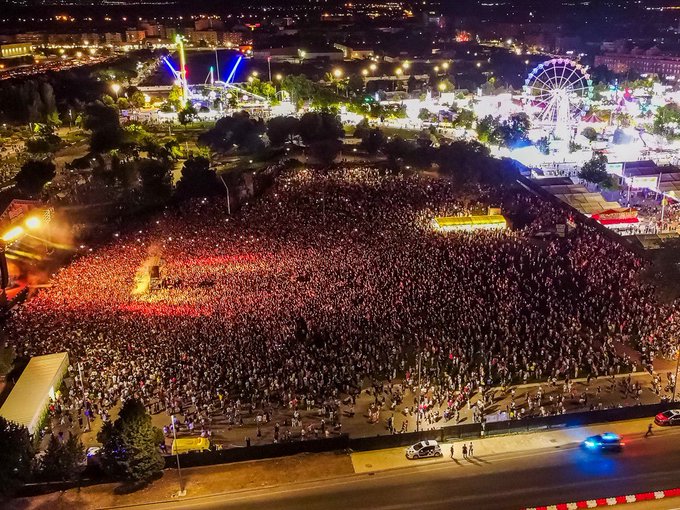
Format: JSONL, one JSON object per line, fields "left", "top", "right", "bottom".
{"left": 405, "top": 440, "right": 443, "bottom": 460}
{"left": 655, "top": 409, "right": 680, "bottom": 426}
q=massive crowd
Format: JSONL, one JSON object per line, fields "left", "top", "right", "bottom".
{"left": 6, "top": 165, "right": 680, "bottom": 436}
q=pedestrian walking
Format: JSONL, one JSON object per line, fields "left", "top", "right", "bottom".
{"left": 468, "top": 442, "right": 474, "bottom": 457}
{"left": 450, "top": 444, "right": 454, "bottom": 459}
{"left": 645, "top": 423, "right": 653, "bottom": 437}
{"left": 462, "top": 443, "right": 468, "bottom": 459}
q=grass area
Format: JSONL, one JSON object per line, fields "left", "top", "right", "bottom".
{"left": 379, "top": 126, "right": 423, "bottom": 139}
{"left": 0, "top": 345, "right": 15, "bottom": 376}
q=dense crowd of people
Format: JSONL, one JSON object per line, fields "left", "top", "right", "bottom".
{"left": 6, "top": 165, "right": 680, "bottom": 437}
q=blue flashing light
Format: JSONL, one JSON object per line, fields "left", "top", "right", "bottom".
{"left": 584, "top": 440, "right": 597, "bottom": 448}
{"left": 601, "top": 432, "right": 618, "bottom": 440}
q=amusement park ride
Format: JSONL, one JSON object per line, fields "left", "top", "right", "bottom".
{"left": 162, "top": 35, "right": 269, "bottom": 109}
{"left": 522, "top": 58, "right": 594, "bottom": 138}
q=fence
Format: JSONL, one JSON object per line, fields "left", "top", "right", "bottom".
{"left": 166, "top": 401, "right": 674, "bottom": 466}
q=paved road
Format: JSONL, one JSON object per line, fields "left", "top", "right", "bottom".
{"left": 128, "top": 426, "right": 680, "bottom": 510}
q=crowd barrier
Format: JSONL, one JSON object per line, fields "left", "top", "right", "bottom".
{"left": 165, "top": 401, "right": 674, "bottom": 467}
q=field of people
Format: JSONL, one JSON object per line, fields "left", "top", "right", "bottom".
{"left": 6, "top": 165, "right": 679, "bottom": 441}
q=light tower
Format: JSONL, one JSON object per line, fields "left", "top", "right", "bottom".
{"left": 175, "top": 34, "right": 189, "bottom": 106}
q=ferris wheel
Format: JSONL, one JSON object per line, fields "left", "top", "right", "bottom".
{"left": 523, "top": 58, "right": 594, "bottom": 129}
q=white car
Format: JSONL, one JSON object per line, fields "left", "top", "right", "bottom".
{"left": 405, "top": 440, "right": 443, "bottom": 459}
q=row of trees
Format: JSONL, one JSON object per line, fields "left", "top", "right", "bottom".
{"left": 0, "top": 399, "right": 165, "bottom": 496}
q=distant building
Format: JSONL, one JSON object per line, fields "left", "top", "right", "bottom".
{"left": 333, "top": 43, "right": 374, "bottom": 60}
{"left": 125, "top": 29, "right": 147, "bottom": 44}
{"left": 186, "top": 29, "right": 219, "bottom": 46}
{"left": 0, "top": 42, "right": 33, "bottom": 58}
{"left": 195, "top": 18, "right": 224, "bottom": 31}
{"left": 594, "top": 52, "right": 680, "bottom": 76}
{"left": 14, "top": 32, "right": 44, "bottom": 45}
{"left": 104, "top": 32, "right": 123, "bottom": 46}
{"left": 221, "top": 31, "right": 243, "bottom": 48}
{"left": 254, "top": 46, "right": 343, "bottom": 63}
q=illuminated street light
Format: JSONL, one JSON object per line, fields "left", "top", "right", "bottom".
{"left": 248, "top": 76, "right": 254, "bottom": 83}
{"left": 2, "top": 226, "right": 24, "bottom": 243}
{"left": 402, "top": 61, "right": 410, "bottom": 69}
{"left": 442, "top": 62, "right": 449, "bottom": 70}
{"left": 369, "top": 63, "right": 377, "bottom": 71}
{"left": 111, "top": 83, "right": 121, "bottom": 98}
{"left": 438, "top": 82, "right": 447, "bottom": 91}
{"left": 252, "top": 71, "right": 259, "bottom": 77}
{"left": 476, "top": 62, "right": 482, "bottom": 68}
{"left": 434, "top": 65, "right": 440, "bottom": 72}
{"left": 395, "top": 68, "right": 403, "bottom": 76}
{"left": 361, "top": 69, "right": 368, "bottom": 76}
{"left": 275, "top": 73, "right": 283, "bottom": 80}
{"left": 25, "top": 216, "right": 41, "bottom": 230}
{"left": 333, "top": 68, "right": 343, "bottom": 78}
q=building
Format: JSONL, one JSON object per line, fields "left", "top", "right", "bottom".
{"left": 594, "top": 51, "right": 680, "bottom": 76}
{"left": 188, "top": 30, "right": 219, "bottom": 46}
{"left": 254, "top": 46, "right": 343, "bottom": 63}
{"left": 104, "top": 32, "right": 123, "bottom": 46}
{"left": 14, "top": 32, "right": 45, "bottom": 45}
{"left": 0, "top": 43, "right": 32, "bottom": 59}
{"left": 125, "top": 29, "right": 147, "bottom": 44}
{"left": 333, "top": 43, "right": 374, "bottom": 60}
{"left": 221, "top": 31, "right": 243, "bottom": 48}
{"left": 195, "top": 18, "right": 224, "bottom": 31}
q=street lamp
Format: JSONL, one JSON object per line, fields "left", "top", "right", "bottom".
{"left": 170, "top": 415, "right": 186, "bottom": 496}
{"left": 402, "top": 61, "right": 410, "bottom": 69}
{"left": 434, "top": 65, "right": 440, "bottom": 73}
{"left": 438, "top": 82, "right": 447, "bottom": 92}
{"left": 395, "top": 67, "right": 403, "bottom": 76}
{"left": 111, "top": 83, "right": 120, "bottom": 99}
{"left": 275, "top": 73, "right": 283, "bottom": 81}
{"left": 369, "top": 63, "right": 377, "bottom": 72}
{"left": 442, "top": 62, "right": 449, "bottom": 70}
{"left": 333, "top": 68, "right": 343, "bottom": 78}
{"left": 361, "top": 69, "right": 368, "bottom": 76}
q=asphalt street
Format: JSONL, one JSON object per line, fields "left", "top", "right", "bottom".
{"left": 126, "top": 426, "right": 680, "bottom": 510}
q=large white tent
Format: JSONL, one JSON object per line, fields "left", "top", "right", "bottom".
{"left": 0, "top": 352, "right": 69, "bottom": 434}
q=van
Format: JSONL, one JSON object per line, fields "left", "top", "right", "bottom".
{"left": 171, "top": 436, "right": 211, "bottom": 455}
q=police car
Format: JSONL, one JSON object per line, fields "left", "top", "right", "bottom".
{"left": 582, "top": 432, "right": 624, "bottom": 452}
{"left": 405, "top": 440, "right": 443, "bottom": 459}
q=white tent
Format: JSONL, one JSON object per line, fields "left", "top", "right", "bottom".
{"left": 0, "top": 352, "right": 69, "bottom": 434}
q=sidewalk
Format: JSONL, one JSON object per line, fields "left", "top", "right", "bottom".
{"left": 350, "top": 417, "right": 669, "bottom": 474}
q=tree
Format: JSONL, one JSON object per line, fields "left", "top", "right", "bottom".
{"left": 178, "top": 103, "right": 198, "bottom": 126}
{"left": 297, "top": 112, "right": 343, "bottom": 145}
{"left": 175, "top": 156, "right": 224, "bottom": 199}
{"left": 451, "top": 108, "right": 475, "bottom": 130}
{"left": 0, "top": 417, "right": 34, "bottom": 495}
{"left": 579, "top": 153, "right": 615, "bottom": 189}
{"left": 266, "top": 116, "right": 299, "bottom": 146}
{"left": 581, "top": 127, "right": 598, "bottom": 142}
{"left": 536, "top": 136, "right": 550, "bottom": 155}
{"left": 359, "top": 128, "right": 386, "bottom": 154}
{"left": 167, "top": 85, "right": 184, "bottom": 110}
{"left": 39, "top": 434, "right": 84, "bottom": 482}
{"left": 383, "top": 136, "right": 416, "bottom": 168}
{"left": 654, "top": 103, "right": 680, "bottom": 139}
{"left": 309, "top": 139, "right": 342, "bottom": 166}
{"left": 15, "top": 159, "right": 56, "bottom": 195}
{"left": 138, "top": 159, "right": 172, "bottom": 200}
{"left": 476, "top": 115, "right": 501, "bottom": 145}
{"left": 97, "top": 399, "right": 164, "bottom": 483}
{"left": 497, "top": 113, "right": 530, "bottom": 148}
{"left": 130, "top": 90, "right": 146, "bottom": 109}
{"left": 85, "top": 101, "right": 123, "bottom": 152}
